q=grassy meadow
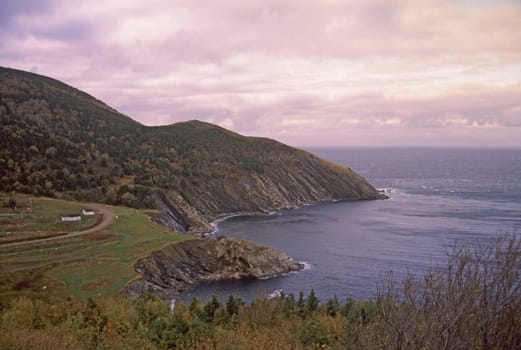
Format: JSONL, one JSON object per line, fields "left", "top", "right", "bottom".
{"left": 0, "top": 193, "right": 191, "bottom": 304}
{"left": 0, "top": 193, "right": 101, "bottom": 244}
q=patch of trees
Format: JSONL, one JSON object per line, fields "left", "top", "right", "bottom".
{"left": 0, "top": 67, "right": 351, "bottom": 211}
{"left": 2, "top": 197, "right": 17, "bottom": 210}
{"left": 238, "top": 156, "right": 264, "bottom": 173}
{"left": 105, "top": 185, "right": 156, "bottom": 209}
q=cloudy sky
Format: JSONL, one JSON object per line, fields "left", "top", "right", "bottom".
{"left": 1, "top": 0, "right": 520, "bottom": 147}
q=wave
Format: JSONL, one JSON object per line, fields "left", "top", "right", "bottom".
{"left": 257, "top": 261, "right": 311, "bottom": 281}
{"left": 378, "top": 187, "right": 393, "bottom": 194}
{"left": 267, "top": 289, "right": 283, "bottom": 299}
{"left": 300, "top": 261, "right": 312, "bottom": 271}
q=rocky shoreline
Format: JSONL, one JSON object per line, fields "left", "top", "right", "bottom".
{"left": 123, "top": 237, "right": 302, "bottom": 299}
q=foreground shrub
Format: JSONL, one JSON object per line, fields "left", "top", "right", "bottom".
{"left": 378, "top": 236, "right": 521, "bottom": 349}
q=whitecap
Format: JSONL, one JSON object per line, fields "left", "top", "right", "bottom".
{"left": 300, "top": 261, "right": 312, "bottom": 270}
{"left": 267, "top": 289, "right": 283, "bottom": 299}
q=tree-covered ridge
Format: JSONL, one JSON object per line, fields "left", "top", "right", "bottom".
{"left": 0, "top": 67, "right": 144, "bottom": 205}
{"left": 0, "top": 67, "right": 289, "bottom": 206}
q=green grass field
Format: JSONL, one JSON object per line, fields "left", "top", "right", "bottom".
{"left": 0, "top": 193, "right": 101, "bottom": 244}
{"left": 0, "top": 193, "right": 192, "bottom": 303}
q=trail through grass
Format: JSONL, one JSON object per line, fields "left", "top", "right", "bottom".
{"left": 0, "top": 194, "right": 191, "bottom": 302}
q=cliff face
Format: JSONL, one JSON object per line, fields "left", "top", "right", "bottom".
{"left": 151, "top": 142, "right": 386, "bottom": 233}
{"left": 123, "top": 238, "right": 302, "bottom": 299}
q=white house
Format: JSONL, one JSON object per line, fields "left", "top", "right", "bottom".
{"left": 82, "top": 209, "right": 95, "bottom": 216}
{"left": 61, "top": 214, "right": 82, "bottom": 222}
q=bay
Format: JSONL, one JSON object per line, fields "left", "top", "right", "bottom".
{"left": 184, "top": 148, "right": 521, "bottom": 302}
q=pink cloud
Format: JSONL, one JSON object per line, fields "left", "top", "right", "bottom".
{"left": 0, "top": 0, "right": 520, "bottom": 147}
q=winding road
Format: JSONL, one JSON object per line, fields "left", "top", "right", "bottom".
{"left": 0, "top": 203, "right": 116, "bottom": 249}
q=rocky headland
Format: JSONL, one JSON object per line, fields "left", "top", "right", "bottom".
{"left": 123, "top": 237, "right": 302, "bottom": 299}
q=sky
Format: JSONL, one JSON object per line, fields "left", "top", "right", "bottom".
{"left": 1, "top": 0, "right": 520, "bottom": 147}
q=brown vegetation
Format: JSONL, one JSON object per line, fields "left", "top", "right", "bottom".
{"left": 1, "top": 236, "right": 519, "bottom": 349}
{"left": 378, "top": 236, "right": 521, "bottom": 349}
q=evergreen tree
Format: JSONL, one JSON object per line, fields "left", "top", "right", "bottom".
{"left": 306, "top": 289, "right": 319, "bottom": 314}
{"left": 203, "top": 295, "right": 220, "bottom": 323}
{"left": 297, "top": 291, "right": 306, "bottom": 318}
{"left": 6, "top": 197, "right": 17, "bottom": 210}
{"left": 226, "top": 295, "right": 239, "bottom": 317}
{"left": 326, "top": 295, "right": 339, "bottom": 317}
{"left": 284, "top": 293, "right": 296, "bottom": 317}
{"left": 341, "top": 297, "right": 354, "bottom": 318}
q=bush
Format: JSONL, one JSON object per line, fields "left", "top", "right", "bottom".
{"left": 377, "top": 236, "right": 521, "bottom": 349}
{"left": 5, "top": 197, "right": 17, "bottom": 209}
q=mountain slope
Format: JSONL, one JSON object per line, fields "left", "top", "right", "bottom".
{"left": 0, "top": 67, "right": 385, "bottom": 232}
{"left": 150, "top": 121, "right": 384, "bottom": 232}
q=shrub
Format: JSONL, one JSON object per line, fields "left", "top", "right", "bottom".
{"left": 377, "top": 236, "right": 521, "bottom": 349}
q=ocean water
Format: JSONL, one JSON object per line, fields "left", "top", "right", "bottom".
{"left": 184, "top": 148, "right": 521, "bottom": 302}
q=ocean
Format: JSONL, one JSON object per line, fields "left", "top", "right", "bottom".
{"left": 183, "top": 148, "right": 521, "bottom": 302}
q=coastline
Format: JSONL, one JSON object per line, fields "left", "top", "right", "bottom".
{"left": 206, "top": 200, "right": 335, "bottom": 236}
{"left": 205, "top": 194, "right": 390, "bottom": 237}
{"left": 133, "top": 194, "right": 389, "bottom": 299}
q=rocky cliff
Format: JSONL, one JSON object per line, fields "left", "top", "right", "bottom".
{"left": 123, "top": 238, "right": 302, "bottom": 299}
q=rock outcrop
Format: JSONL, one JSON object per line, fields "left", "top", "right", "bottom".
{"left": 123, "top": 238, "right": 302, "bottom": 299}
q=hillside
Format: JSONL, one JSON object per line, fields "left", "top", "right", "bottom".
{"left": 0, "top": 66, "right": 385, "bottom": 232}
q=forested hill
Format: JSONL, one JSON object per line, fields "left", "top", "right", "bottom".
{"left": 0, "top": 66, "right": 385, "bottom": 232}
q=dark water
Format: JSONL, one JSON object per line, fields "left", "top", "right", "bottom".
{"left": 184, "top": 148, "right": 521, "bottom": 302}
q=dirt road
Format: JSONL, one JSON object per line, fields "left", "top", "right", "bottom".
{"left": 0, "top": 203, "right": 116, "bottom": 249}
